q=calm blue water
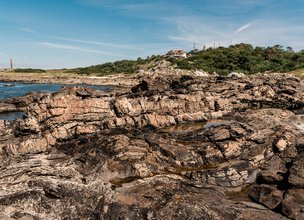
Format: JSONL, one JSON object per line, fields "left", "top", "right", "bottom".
{"left": 0, "top": 82, "right": 111, "bottom": 120}
{"left": 0, "top": 82, "right": 110, "bottom": 99}
{"left": 0, "top": 112, "right": 25, "bottom": 120}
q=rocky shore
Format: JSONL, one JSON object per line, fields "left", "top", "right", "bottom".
{"left": 1, "top": 70, "right": 304, "bottom": 219}
{"left": 0, "top": 72, "right": 139, "bottom": 87}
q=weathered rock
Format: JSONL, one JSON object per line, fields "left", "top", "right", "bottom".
{"left": 288, "top": 155, "right": 304, "bottom": 187}
{"left": 227, "top": 72, "right": 246, "bottom": 78}
{"left": 282, "top": 189, "right": 304, "bottom": 219}
{"left": 249, "top": 184, "right": 283, "bottom": 209}
{"left": 0, "top": 73, "right": 304, "bottom": 219}
{"left": 0, "top": 103, "right": 16, "bottom": 113}
{"left": 257, "top": 155, "right": 287, "bottom": 183}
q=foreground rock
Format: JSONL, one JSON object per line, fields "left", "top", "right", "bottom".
{"left": 1, "top": 73, "right": 304, "bottom": 219}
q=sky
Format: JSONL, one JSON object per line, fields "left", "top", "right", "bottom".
{"left": 0, "top": 0, "right": 304, "bottom": 69}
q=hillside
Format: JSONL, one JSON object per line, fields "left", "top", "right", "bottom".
{"left": 13, "top": 43, "right": 304, "bottom": 76}
{"left": 171, "top": 43, "right": 304, "bottom": 75}
{"left": 67, "top": 43, "right": 304, "bottom": 76}
{"left": 67, "top": 55, "right": 163, "bottom": 76}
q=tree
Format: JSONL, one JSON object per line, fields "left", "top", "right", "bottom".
{"left": 287, "top": 46, "right": 294, "bottom": 52}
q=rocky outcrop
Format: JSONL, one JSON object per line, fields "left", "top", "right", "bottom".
{"left": 137, "top": 60, "right": 210, "bottom": 78}
{"left": 1, "top": 73, "right": 304, "bottom": 219}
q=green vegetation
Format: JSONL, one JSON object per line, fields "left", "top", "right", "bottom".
{"left": 69, "top": 56, "right": 163, "bottom": 76}
{"left": 170, "top": 44, "right": 304, "bottom": 75}
{"left": 12, "top": 44, "right": 304, "bottom": 76}
{"left": 71, "top": 43, "right": 304, "bottom": 76}
{"left": 70, "top": 60, "right": 139, "bottom": 76}
{"left": 14, "top": 68, "right": 46, "bottom": 73}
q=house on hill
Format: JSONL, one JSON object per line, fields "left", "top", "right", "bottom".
{"left": 165, "top": 49, "right": 187, "bottom": 59}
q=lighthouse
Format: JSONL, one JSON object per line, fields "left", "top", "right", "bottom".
{"left": 10, "top": 59, "right": 13, "bottom": 71}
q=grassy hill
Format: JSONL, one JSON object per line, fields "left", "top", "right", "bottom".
{"left": 170, "top": 43, "right": 304, "bottom": 75}
{"left": 70, "top": 43, "right": 304, "bottom": 76}
{"left": 12, "top": 43, "right": 304, "bottom": 76}
{"left": 67, "top": 55, "right": 163, "bottom": 76}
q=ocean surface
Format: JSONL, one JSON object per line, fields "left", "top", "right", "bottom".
{"left": 0, "top": 81, "right": 110, "bottom": 99}
{"left": 0, "top": 81, "right": 111, "bottom": 120}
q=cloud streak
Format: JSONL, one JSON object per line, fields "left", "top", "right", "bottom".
{"left": 37, "top": 42, "right": 123, "bottom": 57}
{"left": 17, "top": 27, "right": 36, "bottom": 33}
{"left": 57, "top": 37, "right": 143, "bottom": 51}
{"left": 234, "top": 23, "right": 253, "bottom": 34}
{"left": 78, "top": 0, "right": 184, "bottom": 19}
{"left": 166, "top": 16, "right": 304, "bottom": 51}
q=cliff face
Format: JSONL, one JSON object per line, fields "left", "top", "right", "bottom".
{"left": 1, "top": 74, "right": 304, "bottom": 219}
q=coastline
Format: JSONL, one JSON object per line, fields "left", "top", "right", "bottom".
{"left": 0, "top": 72, "right": 138, "bottom": 114}
{"left": 0, "top": 72, "right": 139, "bottom": 87}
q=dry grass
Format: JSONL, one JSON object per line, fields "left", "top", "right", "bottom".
{"left": 289, "top": 68, "right": 304, "bottom": 78}
{"left": 0, "top": 71, "right": 80, "bottom": 78}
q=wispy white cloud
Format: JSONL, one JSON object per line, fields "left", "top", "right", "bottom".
{"left": 234, "top": 22, "right": 253, "bottom": 34}
{"left": 37, "top": 42, "right": 123, "bottom": 56}
{"left": 17, "top": 27, "right": 36, "bottom": 33}
{"left": 78, "top": 0, "right": 182, "bottom": 19}
{"left": 57, "top": 37, "right": 143, "bottom": 51}
{"left": 55, "top": 37, "right": 178, "bottom": 57}
{"left": 78, "top": 0, "right": 298, "bottom": 52}
{"left": 235, "top": 0, "right": 278, "bottom": 7}
{"left": 166, "top": 16, "right": 304, "bottom": 51}
{"left": 165, "top": 16, "right": 228, "bottom": 48}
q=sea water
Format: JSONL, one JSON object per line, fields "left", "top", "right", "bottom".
{"left": 0, "top": 81, "right": 110, "bottom": 99}
{"left": 0, "top": 81, "right": 111, "bottom": 120}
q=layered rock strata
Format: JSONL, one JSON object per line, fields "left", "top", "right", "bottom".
{"left": 0, "top": 74, "right": 304, "bottom": 219}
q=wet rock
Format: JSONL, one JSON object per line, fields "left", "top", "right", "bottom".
{"left": 249, "top": 184, "right": 283, "bottom": 209}
{"left": 257, "top": 156, "right": 287, "bottom": 184}
{"left": 208, "top": 128, "right": 231, "bottom": 141}
{"left": 288, "top": 155, "right": 304, "bottom": 187}
{"left": 101, "top": 175, "right": 287, "bottom": 220}
{"left": 131, "top": 80, "right": 149, "bottom": 93}
{"left": 282, "top": 189, "right": 304, "bottom": 219}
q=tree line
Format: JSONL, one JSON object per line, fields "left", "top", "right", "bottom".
{"left": 170, "top": 43, "right": 304, "bottom": 75}
{"left": 15, "top": 43, "right": 304, "bottom": 76}
{"left": 69, "top": 56, "right": 163, "bottom": 76}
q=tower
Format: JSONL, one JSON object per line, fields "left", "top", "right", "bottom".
{"left": 10, "top": 59, "right": 13, "bottom": 70}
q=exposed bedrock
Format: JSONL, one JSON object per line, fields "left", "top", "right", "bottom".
{"left": 1, "top": 73, "right": 304, "bottom": 219}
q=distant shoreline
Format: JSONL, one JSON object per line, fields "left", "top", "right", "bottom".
{"left": 0, "top": 72, "right": 138, "bottom": 87}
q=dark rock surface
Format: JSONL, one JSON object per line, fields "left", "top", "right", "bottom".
{"left": 1, "top": 73, "right": 304, "bottom": 219}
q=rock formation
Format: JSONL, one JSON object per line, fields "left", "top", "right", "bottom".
{"left": 0, "top": 73, "right": 304, "bottom": 219}
{"left": 137, "top": 60, "right": 210, "bottom": 78}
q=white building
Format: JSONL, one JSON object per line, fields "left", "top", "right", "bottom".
{"left": 165, "top": 49, "right": 187, "bottom": 59}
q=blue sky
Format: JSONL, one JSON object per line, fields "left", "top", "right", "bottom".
{"left": 0, "top": 0, "right": 304, "bottom": 69}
